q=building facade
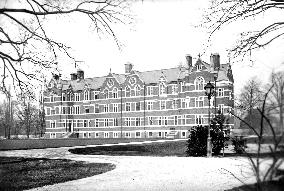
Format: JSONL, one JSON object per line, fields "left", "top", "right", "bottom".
{"left": 43, "top": 54, "right": 234, "bottom": 139}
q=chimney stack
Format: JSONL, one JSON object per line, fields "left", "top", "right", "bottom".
{"left": 185, "top": 54, "right": 192, "bottom": 68}
{"left": 125, "top": 62, "right": 133, "bottom": 74}
{"left": 70, "top": 73, "right": 77, "bottom": 80}
{"left": 77, "top": 69, "right": 84, "bottom": 80}
{"left": 210, "top": 53, "right": 220, "bottom": 71}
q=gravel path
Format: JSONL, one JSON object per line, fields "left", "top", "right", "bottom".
{"left": 0, "top": 140, "right": 257, "bottom": 191}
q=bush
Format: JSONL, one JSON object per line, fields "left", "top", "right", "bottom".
{"left": 232, "top": 136, "right": 247, "bottom": 154}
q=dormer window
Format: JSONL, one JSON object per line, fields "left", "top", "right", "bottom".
{"left": 159, "top": 83, "right": 166, "bottom": 95}
{"left": 197, "top": 64, "right": 202, "bottom": 71}
{"left": 113, "top": 88, "right": 118, "bottom": 98}
{"left": 135, "top": 85, "right": 140, "bottom": 96}
{"left": 104, "top": 89, "right": 109, "bottom": 99}
{"left": 84, "top": 91, "right": 89, "bottom": 100}
{"left": 125, "top": 87, "right": 130, "bottom": 97}
{"left": 195, "top": 77, "right": 204, "bottom": 90}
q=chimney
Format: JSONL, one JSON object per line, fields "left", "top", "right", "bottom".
{"left": 210, "top": 53, "right": 220, "bottom": 71}
{"left": 77, "top": 69, "right": 84, "bottom": 80}
{"left": 185, "top": 54, "right": 192, "bottom": 68}
{"left": 70, "top": 73, "right": 77, "bottom": 80}
{"left": 125, "top": 62, "right": 133, "bottom": 74}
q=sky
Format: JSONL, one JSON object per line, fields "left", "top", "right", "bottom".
{"left": 2, "top": 0, "right": 284, "bottom": 98}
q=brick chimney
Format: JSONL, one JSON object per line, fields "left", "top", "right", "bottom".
{"left": 70, "top": 73, "right": 77, "bottom": 80}
{"left": 185, "top": 54, "right": 192, "bottom": 68}
{"left": 210, "top": 53, "right": 220, "bottom": 71}
{"left": 77, "top": 69, "right": 84, "bottom": 80}
{"left": 125, "top": 62, "right": 133, "bottom": 74}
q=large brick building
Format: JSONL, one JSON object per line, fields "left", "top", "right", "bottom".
{"left": 43, "top": 53, "right": 234, "bottom": 139}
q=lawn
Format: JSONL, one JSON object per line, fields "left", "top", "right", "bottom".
{"left": 0, "top": 157, "right": 115, "bottom": 191}
{"left": 69, "top": 140, "right": 188, "bottom": 156}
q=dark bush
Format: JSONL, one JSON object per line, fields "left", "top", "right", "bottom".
{"left": 232, "top": 136, "right": 247, "bottom": 154}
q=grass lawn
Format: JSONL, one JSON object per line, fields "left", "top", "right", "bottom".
{"left": 0, "top": 157, "right": 115, "bottom": 191}
{"left": 70, "top": 140, "right": 188, "bottom": 157}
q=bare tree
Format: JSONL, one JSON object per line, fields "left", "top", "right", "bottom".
{"left": 266, "top": 71, "right": 284, "bottom": 133}
{"left": 203, "top": 0, "right": 284, "bottom": 58}
{"left": 0, "top": 0, "right": 132, "bottom": 94}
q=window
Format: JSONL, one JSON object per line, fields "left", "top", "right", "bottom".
{"left": 62, "top": 93, "right": 66, "bottom": 101}
{"left": 196, "top": 115, "right": 204, "bottom": 125}
{"left": 50, "top": 96, "right": 54, "bottom": 102}
{"left": 181, "top": 115, "right": 186, "bottom": 125}
{"left": 84, "top": 91, "right": 89, "bottom": 100}
{"left": 135, "top": 118, "right": 141, "bottom": 126}
{"left": 218, "top": 104, "right": 224, "bottom": 114}
{"left": 103, "top": 104, "right": 109, "bottom": 113}
{"left": 159, "top": 117, "right": 167, "bottom": 126}
{"left": 158, "top": 132, "right": 162, "bottom": 137}
{"left": 125, "top": 87, "right": 130, "bottom": 97}
{"left": 159, "top": 83, "right": 166, "bottom": 95}
{"left": 104, "top": 89, "right": 109, "bottom": 99}
{"left": 196, "top": 97, "right": 204, "bottom": 107}
{"left": 147, "top": 86, "right": 154, "bottom": 95}
{"left": 113, "top": 88, "right": 118, "bottom": 98}
{"left": 160, "top": 100, "right": 166, "bottom": 110}
{"left": 135, "top": 102, "right": 140, "bottom": 111}
{"left": 197, "top": 64, "right": 202, "bottom": 70}
{"left": 75, "top": 93, "right": 80, "bottom": 101}
{"left": 50, "top": 121, "right": 56, "bottom": 128}
{"left": 85, "top": 108, "right": 90, "bottom": 113}
{"left": 50, "top": 133, "right": 56, "bottom": 138}
{"left": 135, "top": 86, "right": 140, "bottom": 96}
{"left": 94, "top": 91, "right": 99, "bottom": 99}
{"left": 181, "top": 98, "right": 189, "bottom": 108}
{"left": 95, "top": 119, "right": 99, "bottom": 127}
{"left": 181, "top": 131, "right": 186, "bottom": 138}
{"left": 172, "top": 99, "right": 178, "bottom": 109}
{"left": 149, "top": 117, "right": 154, "bottom": 126}
{"left": 180, "top": 82, "right": 185, "bottom": 93}
{"left": 174, "top": 116, "right": 178, "bottom": 125}
{"left": 113, "top": 103, "right": 118, "bottom": 112}
{"left": 147, "top": 101, "right": 154, "bottom": 110}
{"left": 125, "top": 118, "right": 131, "bottom": 126}
{"left": 113, "top": 132, "right": 118, "bottom": 138}
{"left": 104, "top": 132, "right": 109, "bottom": 138}
{"left": 95, "top": 132, "right": 99, "bottom": 138}
{"left": 135, "top": 132, "right": 141, "bottom": 138}
{"left": 172, "top": 84, "right": 178, "bottom": 94}
{"left": 217, "top": 88, "right": 224, "bottom": 97}
{"left": 104, "top": 119, "right": 109, "bottom": 127}
{"left": 67, "top": 93, "right": 72, "bottom": 101}
{"left": 114, "top": 118, "right": 119, "bottom": 126}
{"left": 148, "top": 132, "right": 153, "bottom": 137}
{"left": 73, "top": 120, "right": 76, "bottom": 128}
{"left": 84, "top": 120, "right": 88, "bottom": 127}
{"left": 95, "top": 104, "right": 99, "bottom": 113}
{"left": 77, "top": 120, "right": 80, "bottom": 127}
{"left": 125, "top": 132, "right": 131, "bottom": 138}
{"left": 125, "top": 102, "right": 131, "bottom": 111}
{"left": 195, "top": 77, "right": 204, "bottom": 90}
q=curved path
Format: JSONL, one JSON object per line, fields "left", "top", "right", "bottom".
{"left": 0, "top": 140, "right": 255, "bottom": 191}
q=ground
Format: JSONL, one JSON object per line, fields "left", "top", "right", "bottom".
{"left": 0, "top": 140, "right": 262, "bottom": 191}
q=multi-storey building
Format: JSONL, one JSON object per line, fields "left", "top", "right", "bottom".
{"left": 44, "top": 53, "right": 234, "bottom": 139}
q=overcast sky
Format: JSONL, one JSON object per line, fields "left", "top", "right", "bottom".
{"left": 3, "top": 0, "right": 284, "bottom": 98}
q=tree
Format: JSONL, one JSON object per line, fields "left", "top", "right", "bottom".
{"left": 203, "top": 0, "right": 284, "bottom": 58}
{"left": 266, "top": 71, "right": 284, "bottom": 133}
{"left": 0, "top": 0, "right": 132, "bottom": 94}
{"left": 238, "top": 77, "right": 263, "bottom": 129}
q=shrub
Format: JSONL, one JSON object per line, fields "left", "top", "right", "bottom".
{"left": 232, "top": 136, "right": 247, "bottom": 154}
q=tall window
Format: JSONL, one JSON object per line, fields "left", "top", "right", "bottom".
{"left": 181, "top": 98, "right": 188, "bottom": 108}
{"left": 95, "top": 104, "right": 99, "bottom": 113}
{"left": 125, "top": 87, "right": 130, "bottom": 97}
{"left": 195, "top": 77, "right": 204, "bottom": 90}
{"left": 135, "top": 118, "right": 141, "bottom": 126}
{"left": 180, "top": 82, "right": 185, "bottom": 93}
{"left": 75, "top": 93, "right": 80, "bottom": 101}
{"left": 126, "top": 102, "right": 131, "bottom": 111}
{"left": 218, "top": 104, "right": 224, "bottom": 114}
{"left": 148, "top": 117, "right": 154, "bottom": 125}
{"left": 147, "top": 86, "right": 154, "bottom": 95}
{"left": 136, "top": 102, "right": 140, "bottom": 111}
{"left": 113, "top": 88, "right": 118, "bottom": 98}
{"left": 196, "top": 97, "right": 204, "bottom": 107}
{"left": 181, "top": 115, "right": 186, "bottom": 125}
{"left": 50, "top": 95, "right": 54, "bottom": 102}
{"left": 147, "top": 101, "right": 154, "bottom": 110}
{"left": 50, "top": 121, "right": 56, "bottom": 128}
{"left": 217, "top": 88, "right": 224, "bottom": 97}
{"left": 174, "top": 116, "right": 178, "bottom": 125}
{"left": 160, "top": 100, "right": 166, "bottom": 110}
{"left": 158, "top": 117, "right": 167, "bottom": 126}
{"left": 172, "top": 99, "right": 178, "bottom": 109}
{"left": 172, "top": 84, "right": 178, "bottom": 94}
{"left": 135, "top": 86, "right": 140, "bottom": 96}
{"left": 159, "top": 83, "right": 166, "bottom": 95}
{"left": 95, "top": 119, "right": 99, "bottom": 127}
{"left": 103, "top": 104, "right": 109, "bottom": 113}
{"left": 196, "top": 115, "right": 204, "bottom": 125}
{"left": 94, "top": 91, "right": 99, "bottom": 99}
{"left": 114, "top": 118, "right": 119, "bottom": 126}
{"left": 104, "top": 89, "right": 109, "bottom": 99}
{"left": 84, "top": 120, "right": 88, "bottom": 127}
{"left": 113, "top": 103, "right": 118, "bottom": 112}
{"left": 104, "top": 119, "right": 109, "bottom": 127}
{"left": 84, "top": 91, "right": 89, "bottom": 100}
{"left": 125, "top": 118, "right": 131, "bottom": 126}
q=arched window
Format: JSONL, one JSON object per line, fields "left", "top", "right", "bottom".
{"left": 125, "top": 87, "right": 130, "bottom": 97}
{"left": 195, "top": 77, "right": 204, "bottom": 90}
{"left": 135, "top": 85, "right": 140, "bottom": 96}
{"left": 113, "top": 88, "right": 118, "bottom": 98}
{"left": 104, "top": 89, "right": 109, "bottom": 99}
{"left": 84, "top": 90, "right": 89, "bottom": 100}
